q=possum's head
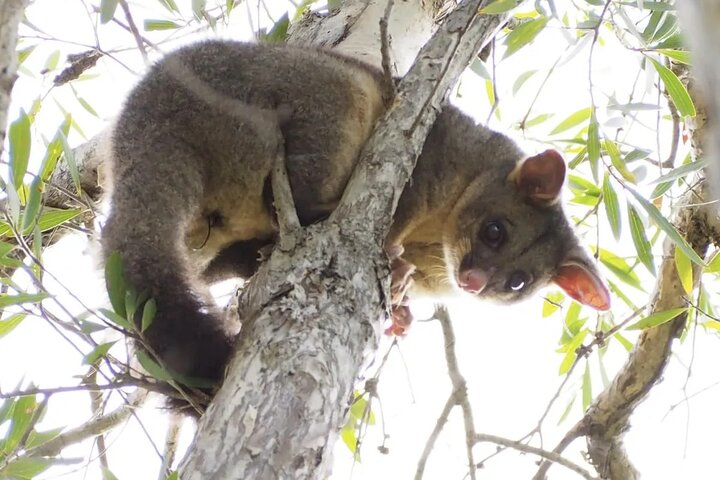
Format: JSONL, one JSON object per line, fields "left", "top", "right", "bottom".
{"left": 443, "top": 149, "right": 610, "bottom": 311}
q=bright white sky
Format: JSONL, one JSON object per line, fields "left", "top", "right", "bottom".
{"left": 2, "top": 1, "right": 720, "bottom": 479}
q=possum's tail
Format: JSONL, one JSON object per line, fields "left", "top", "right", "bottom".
{"left": 100, "top": 138, "right": 238, "bottom": 413}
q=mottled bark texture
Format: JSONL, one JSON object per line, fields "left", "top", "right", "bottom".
{"left": 0, "top": 0, "right": 30, "bottom": 157}
{"left": 178, "top": 2, "right": 508, "bottom": 478}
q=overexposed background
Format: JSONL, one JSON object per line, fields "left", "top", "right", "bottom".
{"left": 2, "top": 1, "right": 719, "bottom": 479}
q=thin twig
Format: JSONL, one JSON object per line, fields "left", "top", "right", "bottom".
{"left": 159, "top": 414, "right": 183, "bottom": 480}
{"left": 379, "top": 0, "right": 396, "bottom": 102}
{"left": 435, "top": 304, "right": 477, "bottom": 479}
{"left": 476, "top": 431, "right": 598, "bottom": 480}
{"left": 270, "top": 122, "right": 300, "bottom": 246}
{"left": 414, "top": 392, "right": 455, "bottom": 480}
{"left": 118, "top": 0, "right": 148, "bottom": 63}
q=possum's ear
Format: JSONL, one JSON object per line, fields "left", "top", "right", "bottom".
{"left": 509, "top": 149, "right": 566, "bottom": 205}
{"left": 553, "top": 260, "right": 611, "bottom": 311}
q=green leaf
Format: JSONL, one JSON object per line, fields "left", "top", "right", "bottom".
{"left": 504, "top": 17, "right": 549, "bottom": 58}
{"left": 261, "top": 13, "right": 289, "bottom": 43}
{"left": 136, "top": 351, "right": 174, "bottom": 382}
{"left": 480, "top": 0, "right": 522, "bottom": 13}
{"left": 627, "top": 204, "right": 656, "bottom": 275}
{"left": 602, "top": 173, "right": 621, "bottom": 241}
{"left": 559, "top": 302, "right": 583, "bottom": 345}
{"left": 582, "top": 361, "right": 592, "bottom": 410}
{"left": 102, "top": 467, "right": 120, "bottom": 480}
{"left": 157, "top": 0, "right": 179, "bottom": 13}
{"left": 674, "top": 246, "right": 693, "bottom": 295}
{"left": 469, "top": 58, "right": 491, "bottom": 80}
{"left": 627, "top": 307, "right": 687, "bottom": 330}
{"left": 144, "top": 19, "right": 181, "bottom": 31}
{"left": 37, "top": 208, "right": 82, "bottom": 232}
{"left": 8, "top": 110, "right": 31, "bottom": 190}
{"left": 77, "top": 96, "right": 99, "bottom": 117}
{"left": 525, "top": 113, "right": 554, "bottom": 127}
{"left": 650, "top": 180, "right": 674, "bottom": 199}
{"left": 627, "top": 187, "right": 705, "bottom": 266}
{"left": 656, "top": 49, "right": 690, "bottom": 65}
{"left": 141, "top": 298, "right": 157, "bottom": 332}
{"left": 618, "top": 1, "right": 675, "bottom": 11}
{"left": 79, "top": 318, "right": 108, "bottom": 335}
{"left": 0, "top": 292, "right": 48, "bottom": 308}
{"left": 559, "top": 330, "right": 587, "bottom": 375}
{"left": 125, "top": 289, "right": 138, "bottom": 322}
{"left": 38, "top": 117, "right": 71, "bottom": 181}
{"left": 0, "top": 208, "right": 84, "bottom": 237}
{"left": 166, "top": 472, "right": 179, "bottom": 480}
{"left": 542, "top": 292, "right": 564, "bottom": 318}
{"left": 705, "top": 251, "right": 720, "bottom": 273}
{"left": 25, "top": 427, "right": 63, "bottom": 449}
{"left": 0, "top": 240, "right": 15, "bottom": 257}
{"left": 649, "top": 57, "right": 695, "bottom": 117}
{"left": 597, "top": 248, "right": 645, "bottom": 291}
{"left": 83, "top": 341, "right": 116, "bottom": 364}
{"left": 613, "top": 331, "right": 634, "bottom": 351}
{"left": 100, "top": 0, "right": 119, "bottom": 23}
{"left": 603, "top": 139, "right": 636, "bottom": 183}
{"left": 568, "top": 147, "right": 588, "bottom": 169}
{"left": 44, "top": 50, "right": 61, "bottom": 72}
{"left": 99, "top": 308, "right": 133, "bottom": 330}
{"left": 21, "top": 177, "right": 43, "bottom": 233}
{"left": 651, "top": 13, "right": 678, "bottom": 43}
{"left": 558, "top": 394, "right": 576, "bottom": 424}
{"left": 0, "top": 458, "right": 53, "bottom": 479}
{"left": 340, "top": 422, "right": 360, "bottom": 460}
{"left": 0, "top": 314, "right": 26, "bottom": 338}
{"left": 607, "top": 102, "right": 660, "bottom": 113}
{"left": 105, "top": 251, "right": 128, "bottom": 317}
{"left": 587, "top": 112, "right": 601, "bottom": 181}
{"left": 350, "top": 394, "right": 375, "bottom": 424}
{"left": 568, "top": 174, "right": 601, "bottom": 196}
{"left": 654, "top": 32, "right": 683, "bottom": 49}
{"left": 17, "top": 45, "right": 36, "bottom": 65}
{"left": 648, "top": 158, "right": 709, "bottom": 185}
{"left": 550, "top": 107, "right": 592, "bottom": 135}
{"left": 0, "top": 397, "right": 15, "bottom": 425}
{"left": 5, "top": 394, "right": 37, "bottom": 454}
{"left": 59, "top": 131, "right": 81, "bottom": 194}
{"left": 512, "top": 70, "right": 537, "bottom": 95}
{"left": 192, "top": 0, "right": 206, "bottom": 20}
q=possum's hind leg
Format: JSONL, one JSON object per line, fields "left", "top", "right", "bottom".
{"left": 101, "top": 145, "right": 237, "bottom": 385}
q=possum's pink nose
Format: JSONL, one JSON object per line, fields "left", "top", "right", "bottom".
{"left": 457, "top": 269, "right": 489, "bottom": 295}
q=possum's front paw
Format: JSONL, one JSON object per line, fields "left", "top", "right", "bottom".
{"left": 385, "top": 245, "right": 416, "bottom": 336}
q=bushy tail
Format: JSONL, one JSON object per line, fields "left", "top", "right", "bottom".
{"left": 101, "top": 144, "right": 237, "bottom": 398}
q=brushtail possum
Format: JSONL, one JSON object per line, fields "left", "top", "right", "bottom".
{"left": 102, "top": 40, "right": 610, "bottom": 402}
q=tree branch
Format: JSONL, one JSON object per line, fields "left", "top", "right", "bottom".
{"left": 0, "top": 0, "right": 30, "bottom": 158}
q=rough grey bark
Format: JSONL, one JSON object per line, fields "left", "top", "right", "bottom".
{"left": 178, "top": 2, "right": 507, "bottom": 478}
{"left": 0, "top": 0, "right": 29, "bottom": 158}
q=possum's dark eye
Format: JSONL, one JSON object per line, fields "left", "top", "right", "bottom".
{"left": 506, "top": 271, "right": 531, "bottom": 292}
{"left": 480, "top": 220, "right": 505, "bottom": 248}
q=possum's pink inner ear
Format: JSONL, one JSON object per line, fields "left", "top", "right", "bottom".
{"left": 512, "top": 149, "right": 566, "bottom": 204}
{"left": 553, "top": 263, "right": 611, "bottom": 311}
